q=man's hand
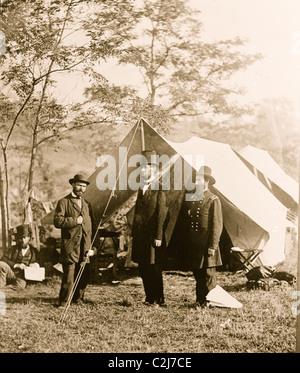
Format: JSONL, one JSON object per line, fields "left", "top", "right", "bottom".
{"left": 14, "top": 263, "right": 27, "bottom": 270}
{"left": 208, "top": 248, "right": 215, "bottom": 256}
{"left": 86, "top": 248, "right": 96, "bottom": 257}
{"left": 154, "top": 239, "right": 162, "bottom": 247}
{"left": 77, "top": 215, "right": 83, "bottom": 225}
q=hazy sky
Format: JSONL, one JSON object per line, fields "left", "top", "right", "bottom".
{"left": 55, "top": 0, "right": 300, "bottom": 109}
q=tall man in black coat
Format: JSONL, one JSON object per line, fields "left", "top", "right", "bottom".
{"left": 54, "top": 174, "right": 96, "bottom": 307}
{"left": 131, "top": 150, "right": 168, "bottom": 307}
{"left": 183, "top": 166, "right": 223, "bottom": 308}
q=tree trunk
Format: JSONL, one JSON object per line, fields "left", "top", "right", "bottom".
{"left": 27, "top": 62, "right": 53, "bottom": 192}
{"left": 0, "top": 165, "right": 7, "bottom": 254}
{"left": 2, "top": 148, "right": 10, "bottom": 236}
{"left": 27, "top": 138, "right": 37, "bottom": 192}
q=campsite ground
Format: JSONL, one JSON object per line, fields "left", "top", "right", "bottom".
{"left": 0, "top": 251, "right": 297, "bottom": 354}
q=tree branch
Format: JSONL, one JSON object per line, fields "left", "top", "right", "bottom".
{"left": 36, "top": 118, "right": 112, "bottom": 147}
{"left": 5, "top": 84, "right": 35, "bottom": 147}
{"left": 34, "top": 55, "right": 90, "bottom": 85}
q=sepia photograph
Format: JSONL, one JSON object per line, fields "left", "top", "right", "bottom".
{"left": 0, "top": 0, "right": 299, "bottom": 360}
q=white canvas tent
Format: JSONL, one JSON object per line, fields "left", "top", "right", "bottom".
{"left": 237, "top": 145, "right": 298, "bottom": 216}
{"left": 41, "top": 120, "right": 288, "bottom": 268}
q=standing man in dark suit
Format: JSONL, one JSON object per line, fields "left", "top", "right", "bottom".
{"left": 131, "top": 150, "right": 168, "bottom": 307}
{"left": 183, "top": 166, "right": 223, "bottom": 308}
{"left": 54, "top": 174, "right": 96, "bottom": 307}
{"left": 0, "top": 224, "right": 40, "bottom": 290}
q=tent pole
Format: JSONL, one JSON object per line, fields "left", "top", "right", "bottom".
{"left": 297, "top": 150, "right": 300, "bottom": 353}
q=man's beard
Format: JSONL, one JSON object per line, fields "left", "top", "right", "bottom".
{"left": 74, "top": 190, "right": 83, "bottom": 197}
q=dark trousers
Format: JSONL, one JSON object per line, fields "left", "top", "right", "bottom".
{"left": 192, "top": 267, "right": 216, "bottom": 305}
{"left": 139, "top": 263, "right": 164, "bottom": 304}
{"left": 59, "top": 262, "right": 90, "bottom": 305}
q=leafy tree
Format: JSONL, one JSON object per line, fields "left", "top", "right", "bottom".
{"left": 0, "top": 0, "right": 138, "bottom": 244}
{"left": 115, "top": 0, "right": 261, "bottom": 122}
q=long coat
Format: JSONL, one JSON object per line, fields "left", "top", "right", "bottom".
{"left": 131, "top": 186, "right": 168, "bottom": 265}
{"left": 183, "top": 189, "right": 223, "bottom": 269}
{"left": 54, "top": 193, "right": 95, "bottom": 264}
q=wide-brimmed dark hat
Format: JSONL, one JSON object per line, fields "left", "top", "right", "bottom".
{"left": 69, "top": 174, "right": 90, "bottom": 185}
{"left": 16, "top": 224, "right": 31, "bottom": 238}
{"left": 198, "top": 165, "right": 216, "bottom": 185}
{"left": 140, "top": 150, "right": 159, "bottom": 167}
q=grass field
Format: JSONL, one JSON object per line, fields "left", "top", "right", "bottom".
{"left": 0, "top": 257, "right": 297, "bottom": 354}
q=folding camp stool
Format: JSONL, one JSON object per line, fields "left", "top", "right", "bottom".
{"left": 230, "top": 247, "right": 263, "bottom": 273}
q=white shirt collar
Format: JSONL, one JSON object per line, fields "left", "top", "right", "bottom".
{"left": 141, "top": 175, "right": 156, "bottom": 194}
{"left": 21, "top": 245, "right": 30, "bottom": 256}
{"left": 142, "top": 184, "right": 150, "bottom": 194}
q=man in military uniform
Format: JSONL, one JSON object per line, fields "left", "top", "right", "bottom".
{"left": 131, "top": 150, "right": 168, "bottom": 307}
{"left": 0, "top": 224, "right": 40, "bottom": 290}
{"left": 183, "top": 166, "right": 223, "bottom": 307}
{"left": 54, "top": 174, "right": 97, "bottom": 308}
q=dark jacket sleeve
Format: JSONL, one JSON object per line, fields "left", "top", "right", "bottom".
{"left": 155, "top": 190, "right": 168, "bottom": 240}
{"left": 54, "top": 198, "right": 77, "bottom": 229}
{"left": 30, "top": 247, "right": 40, "bottom": 265}
{"left": 208, "top": 196, "right": 223, "bottom": 249}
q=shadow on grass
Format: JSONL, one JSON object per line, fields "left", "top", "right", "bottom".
{"left": 94, "top": 267, "right": 140, "bottom": 287}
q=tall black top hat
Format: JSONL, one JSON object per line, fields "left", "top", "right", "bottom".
{"left": 16, "top": 224, "right": 31, "bottom": 238}
{"left": 69, "top": 174, "right": 90, "bottom": 185}
{"left": 140, "top": 150, "right": 159, "bottom": 167}
{"left": 198, "top": 165, "right": 216, "bottom": 185}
